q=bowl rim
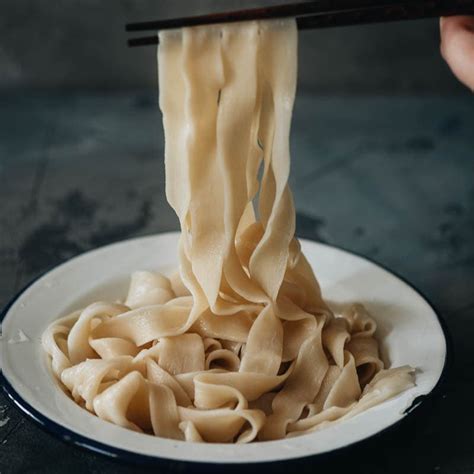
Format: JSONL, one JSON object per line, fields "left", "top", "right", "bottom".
{"left": 0, "top": 233, "right": 452, "bottom": 466}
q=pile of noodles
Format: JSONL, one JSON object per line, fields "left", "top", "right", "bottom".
{"left": 43, "top": 19, "right": 414, "bottom": 443}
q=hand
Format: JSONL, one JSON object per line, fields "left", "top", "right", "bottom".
{"left": 440, "top": 16, "right": 474, "bottom": 91}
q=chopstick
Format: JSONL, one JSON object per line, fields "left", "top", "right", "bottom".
{"left": 297, "top": 0, "right": 474, "bottom": 29}
{"left": 126, "top": 0, "right": 474, "bottom": 47}
{"left": 126, "top": 0, "right": 403, "bottom": 32}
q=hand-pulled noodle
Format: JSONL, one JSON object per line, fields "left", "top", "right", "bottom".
{"left": 42, "top": 18, "right": 414, "bottom": 443}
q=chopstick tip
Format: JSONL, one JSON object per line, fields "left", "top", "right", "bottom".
{"left": 128, "top": 36, "right": 159, "bottom": 48}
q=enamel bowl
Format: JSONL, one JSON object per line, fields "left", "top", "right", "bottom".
{"left": 0, "top": 232, "right": 448, "bottom": 464}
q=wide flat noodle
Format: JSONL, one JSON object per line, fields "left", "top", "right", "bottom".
{"left": 42, "top": 19, "right": 414, "bottom": 444}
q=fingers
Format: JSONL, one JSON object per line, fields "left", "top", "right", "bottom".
{"left": 440, "top": 16, "right": 474, "bottom": 91}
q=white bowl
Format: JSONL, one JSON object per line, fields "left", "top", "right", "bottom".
{"left": 0, "top": 232, "right": 448, "bottom": 464}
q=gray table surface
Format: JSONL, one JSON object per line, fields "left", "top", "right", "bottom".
{"left": 0, "top": 91, "right": 472, "bottom": 473}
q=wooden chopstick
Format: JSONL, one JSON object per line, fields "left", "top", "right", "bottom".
{"left": 126, "top": 0, "right": 474, "bottom": 47}
{"left": 126, "top": 0, "right": 404, "bottom": 32}
{"left": 297, "top": 0, "right": 474, "bottom": 29}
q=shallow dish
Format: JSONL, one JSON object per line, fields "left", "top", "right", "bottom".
{"left": 0, "top": 232, "right": 448, "bottom": 464}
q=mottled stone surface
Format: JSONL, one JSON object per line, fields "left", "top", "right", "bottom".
{"left": 0, "top": 92, "right": 473, "bottom": 473}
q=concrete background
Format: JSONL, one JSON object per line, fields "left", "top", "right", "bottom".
{"left": 0, "top": 0, "right": 467, "bottom": 94}
{"left": 0, "top": 91, "right": 473, "bottom": 473}
{"left": 0, "top": 2, "right": 473, "bottom": 472}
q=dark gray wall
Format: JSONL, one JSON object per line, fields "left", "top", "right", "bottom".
{"left": 0, "top": 0, "right": 466, "bottom": 94}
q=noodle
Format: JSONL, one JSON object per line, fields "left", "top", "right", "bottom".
{"left": 42, "top": 18, "right": 414, "bottom": 443}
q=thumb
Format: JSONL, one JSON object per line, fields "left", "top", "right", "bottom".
{"left": 440, "top": 16, "right": 474, "bottom": 91}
